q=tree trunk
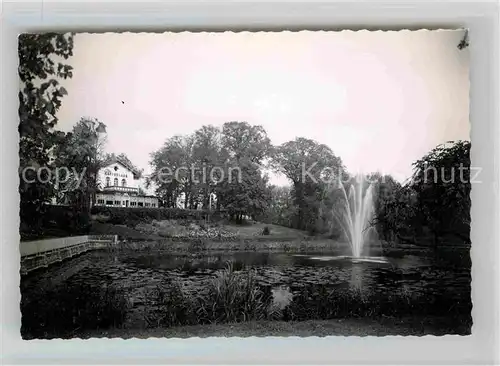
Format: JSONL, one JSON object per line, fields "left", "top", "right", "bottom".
{"left": 433, "top": 230, "right": 440, "bottom": 251}
{"left": 203, "top": 186, "right": 210, "bottom": 209}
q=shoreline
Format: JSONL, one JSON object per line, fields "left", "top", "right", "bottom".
{"left": 110, "top": 238, "right": 444, "bottom": 254}
{"left": 62, "top": 317, "right": 471, "bottom": 339}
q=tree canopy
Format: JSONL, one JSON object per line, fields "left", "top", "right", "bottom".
{"left": 149, "top": 122, "right": 272, "bottom": 220}
{"left": 54, "top": 117, "right": 108, "bottom": 210}
{"left": 409, "top": 140, "right": 471, "bottom": 245}
{"left": 272, "top": 137, "right": 346, "bottom": 232}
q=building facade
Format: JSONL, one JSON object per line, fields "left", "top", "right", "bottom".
{"left": 94, "top": 159, "right": 158, "bottom": 208}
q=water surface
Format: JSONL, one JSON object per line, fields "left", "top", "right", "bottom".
{"left": 21, "top": 247, "right": 471, "bottom": 336}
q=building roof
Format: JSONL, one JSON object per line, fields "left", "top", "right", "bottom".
{"left": 102, "top": 157, "right": 142, "bottom": 179}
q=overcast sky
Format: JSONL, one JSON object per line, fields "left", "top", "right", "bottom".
{"left": 56, "top": 30, "right": 470, "bottom": 185}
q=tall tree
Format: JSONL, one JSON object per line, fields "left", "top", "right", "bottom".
{"left": 217, "top": 122, "right": 272, "bottom": 220}
{"left": 193, "top": 125, "right": 224, "bottom": 209}
{"left": 149, "top": 135, "right": 196, "bottom": 208}
{"left": 150, "top": 122, "right": 273, "bottom": 215}
{"left": 54, "top": 117, "right": 108, "bottom": 212}
{"left": 409, "top": 140, "right": 471, "bottom": 248}
{"left": 370, "top": 174, "right": 418, "bottom": 243}
{"left": 272, "top": 138, "right": 346, "bottom": 232}
{"left": 18, "top": 33, "right": 74, "bottom": 228}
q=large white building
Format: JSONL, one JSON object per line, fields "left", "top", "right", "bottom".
{"left": 94, "top": 158, "right": 158, "bottom": 208}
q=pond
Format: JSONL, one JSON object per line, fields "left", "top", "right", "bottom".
{"left": 21, "top": 247, "right": 472, "bottom": 338}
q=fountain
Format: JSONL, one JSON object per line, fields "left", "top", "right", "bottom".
{"left": 322, "top": 175, "right": 380, "bottom": 259}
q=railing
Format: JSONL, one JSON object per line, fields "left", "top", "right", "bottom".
{"left": 20, "top": 235, "right": 118, "bottom": 274}
{"left": 88, "top": 234, "right": 119, "bottom": 242}
{"left": 102, "top": 185, "right": 139, "bottom": 194}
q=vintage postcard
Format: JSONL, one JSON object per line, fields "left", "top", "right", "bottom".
{"left": 18, "top": 30, "right": 471, "bottom": 339}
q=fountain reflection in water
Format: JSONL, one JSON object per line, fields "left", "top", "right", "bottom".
{"left": 323, "top": 175, "right": 378, "bottom": 258}
{"left": 350, "top": 264, "right": 364, "bottom": 290}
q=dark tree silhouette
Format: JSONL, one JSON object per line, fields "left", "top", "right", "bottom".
{"left": 409, "top": 140, "right": 471, "bottom": 248}
{"left": 18, "top": 33, "right": 74, "bottom": 230}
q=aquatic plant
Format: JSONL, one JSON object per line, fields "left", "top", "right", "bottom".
{"left": 151, "top": 262, "right": 279, "bottom": 327}
{"left": 199, "top": 262, "right": 272, "bottom": 323}
{"left": 148, "top": 282, "right": 195, "bottom": 327}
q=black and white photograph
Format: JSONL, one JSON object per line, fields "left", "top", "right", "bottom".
{"left": 19, "top": 30, "right": 472, "bottom": 339}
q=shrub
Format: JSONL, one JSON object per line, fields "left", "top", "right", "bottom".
{"left": 243, "top": 240, "right": 258, "bottom": 251}
{"left": 89, "top": 206, "right": 228, "bottom": 227}
{"left": 72, "top": 211, "right": 91, "bottom": 231}
{"left": 93, "top": 214, "right": 110, "bottom": 223}
{"left": 188, "top": 238, "right": 208, "bottom": 252}
{"left": 21, "top": 282, "right": 129, "bottom": 339}
{"left": 21, "top": 205, "right": 92, "bottom": 241}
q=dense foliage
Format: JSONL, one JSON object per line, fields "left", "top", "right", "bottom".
{"left": 18, "top": 33, "right": 74, "bottom": 230}
{"left": 408, "top": 140, "right": 471, "bottom": 246}
{"left": 18, "top": 34, "right": 140, "bottom": 239}
{"left": 370, "top": 140, "right": 471, "bottom": 247}
{"left": 149, "top": 121, "right": 272, "bottom": 222}
{"left": 264, "top": 186, "right": 296, "bottom": 227}
{"left": 90, "top": 205, "right": 225, "bottom": 225}
{"left": 53, "top": 117, "right": 108, "bottom": 211}
{"left": 20, "top": 205, "right": 91, "bottom": 241}
{"left": 272, "top": 138, "right": 346, "bottom": 233}
{"left": 148, "top": 120, "right": 471, "bottom": 246}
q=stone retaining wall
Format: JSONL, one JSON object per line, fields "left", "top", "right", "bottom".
{"left": 20, "top": 235, "right": 117, "bottom": 275}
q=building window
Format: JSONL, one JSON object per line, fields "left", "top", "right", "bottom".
{"left": 152, "top": 203, "right": 156, "bottom": 208}
{"left": 130, "top": 202, "right": 136, "bottom": 206}
{"left": 145, "top": 203, "right": 150, "bottom": 207}
{"left": 138, "top": 202, "right": 144, "bottom": 207}
{"left": 114, "top": 200, "right": 121, "bottom": 205}
{"left": 114, "top": 178, "right": 118, "bottom": 186}
{"left": 97, "top": 199, "right": 105, "bottom": 204}
{"left": 106, "top": 200, "right": 113, "bottom": 205}
{"left": 106, "top": 177, "right": 110, "bottom": 187}
{"left": 121, "top": 179, "right": 126, "bottom": 187}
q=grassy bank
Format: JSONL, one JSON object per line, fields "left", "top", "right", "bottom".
{"left": 90, "top": 220, "right": 312, "bottom": 242}
{"left": 101, "top": 236, "right": 430, "bottom": 259}
{"left": 109, "top": 238, "right": 346, "bottom": 253}
{"left": 79, "top": 317, "right": 471, "bottom": 338}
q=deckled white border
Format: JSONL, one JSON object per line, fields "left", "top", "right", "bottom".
{"left": 1, "top": 1, "right": 499, "bottom": 365}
